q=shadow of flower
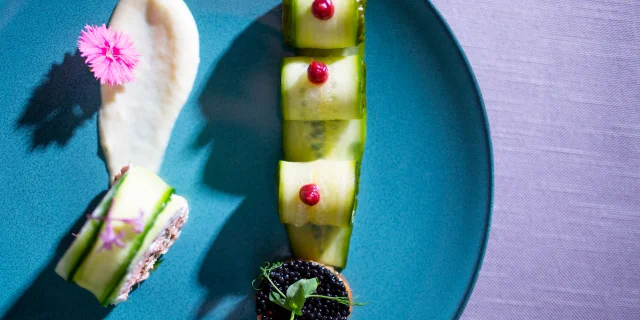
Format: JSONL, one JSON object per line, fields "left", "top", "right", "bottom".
{"left": 16, "top": 50, "right": 101, "bottom": 150}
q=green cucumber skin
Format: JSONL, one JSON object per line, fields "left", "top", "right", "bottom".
{"left": 357, "top": 55, "right": 366, "bottom": 121}
{"left": 355, "top": 111, "right": 366, "bottom": 195}
{"left": 100, "top": 188, "right": 175, "bottom": 305}
{"left": 282, "top": 0, "right": 296, "bottom": 47}
{"left": 62, "top": 175, "right": 128, "bottom": 283}
{"left": 282, "top": 0, "right": 366, "bottom": 49}
{"left": 358, "top": 58, "right": 366, "bottom": 122}
{"left": 356, "top": 0, "right": 366, "bottom": 45}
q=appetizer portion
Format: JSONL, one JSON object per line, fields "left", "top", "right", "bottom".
{"left": 55, "top": 165, "right": 189, "bottom": 305}
{"left": 281, "top": 55, "right": 366, "bottom": 121}
{"left": 254, "top": 261, "right": 362, "bottom": 320}
{"left": 99, "top": 0, "right": 200, "bottom": 179}
{"left": 282, "top": 0, "right": 367, "bottom": 49}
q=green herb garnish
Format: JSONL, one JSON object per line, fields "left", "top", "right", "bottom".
{"left": 254, "top": 262, "right": 366, "bottom": 320}
{"left": 152, "top": 257, "right": 165, "bottom": 270}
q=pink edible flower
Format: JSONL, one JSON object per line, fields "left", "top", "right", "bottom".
{"left": 122, "top": 210, "right": 145, "bottom": 233}
{"left": 78, "top": 24, "right": 140, "bottom": 86}
{"left": 99, "top": 221, "right": 125, "bottom": 251}
{"left": 86, "top": 205, "right": 145, "bottom": 251}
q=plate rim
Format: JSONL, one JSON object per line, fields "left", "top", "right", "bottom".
{"left": 420, "top": 1, "right": 495, "bottom": 318}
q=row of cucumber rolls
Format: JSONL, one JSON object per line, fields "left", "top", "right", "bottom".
{"left": 279, "top": 0, "right": 367, "bottom": 269}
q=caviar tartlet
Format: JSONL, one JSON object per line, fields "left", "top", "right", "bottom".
{"left": 254, "top": 260, "right": 356, "bottom": 320}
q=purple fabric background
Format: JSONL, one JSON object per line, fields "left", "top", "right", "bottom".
{"left": 429, "top": 0, "right": 640, "bottom": 319}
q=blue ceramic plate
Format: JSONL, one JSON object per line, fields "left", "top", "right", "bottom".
{"left": 0, "top": 0, "right": 491, "bottom": 319}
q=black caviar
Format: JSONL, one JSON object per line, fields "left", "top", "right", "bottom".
{"left": 255, "top": 260, "right": 350, "bottom": 320}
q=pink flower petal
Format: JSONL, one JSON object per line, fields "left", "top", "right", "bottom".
{"left": 122, "top": 210, "right": 145, "bottom": 233}
{"left": 99, "top": 222, "right": 125, "bottom": 251}
{"left": 78, "top": 24, "right": 140, "bottom": 86}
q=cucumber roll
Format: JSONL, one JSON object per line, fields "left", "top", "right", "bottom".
{"left": 278, "top": 160, "right": 356, "bottom": 228}
{"left": 55, "top": 165, "right": 189, "bottom": 305}
{"left": 281, "top": 55, "right": 366, "bottom": 121}
{"left": 283, "top": 0, "right": 366, "bottom": 49}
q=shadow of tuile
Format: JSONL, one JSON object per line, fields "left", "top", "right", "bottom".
{"left": 195, "top": 6, "right": 294, "bottom": 319}
{"left": 16, "top": 50, "right": 101, "bottom": 150}
{"left": 1, "top": 191, "right": 114, "bottom": 320}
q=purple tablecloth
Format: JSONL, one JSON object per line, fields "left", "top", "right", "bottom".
{"left": 429, "top": 0, "right": 640, "bottom": 319}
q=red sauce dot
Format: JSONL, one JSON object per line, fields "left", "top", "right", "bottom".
{"left": 307, "top": 59, "right": 329, "bottom": 84}
{"left": 312, "top": 0, "right": 335, "bottom": 20}
{"left": 299, "top": 184, "right": 320, "bottom": 206}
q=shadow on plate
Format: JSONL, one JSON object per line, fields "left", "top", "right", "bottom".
{"left": 194, "top": 6, "right": 294, "bottom": 319}
{"left": 1, "top": 192, "right": 114, "bottom": 320}
{"left": 16, "top": 50, "right": 101, "bottom": 151}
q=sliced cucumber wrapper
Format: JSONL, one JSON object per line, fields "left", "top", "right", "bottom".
{"left": 282, "top": 0, "right": 366, "bottom": 49}
{"left": 281, "top": 55, "right": 366, "bottom": 121}
{"left": 286, "top": 224, "right": 352, "bottom": 269}
{"left": 56, "top": 167, "right": 177, "bottom": 305}
{"left": 279, "top": 160, "right": 356, "bottom": 227}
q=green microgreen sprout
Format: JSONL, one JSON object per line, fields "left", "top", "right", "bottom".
{"left": 253, "top": 262, "right": 366, "bottom": 319}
